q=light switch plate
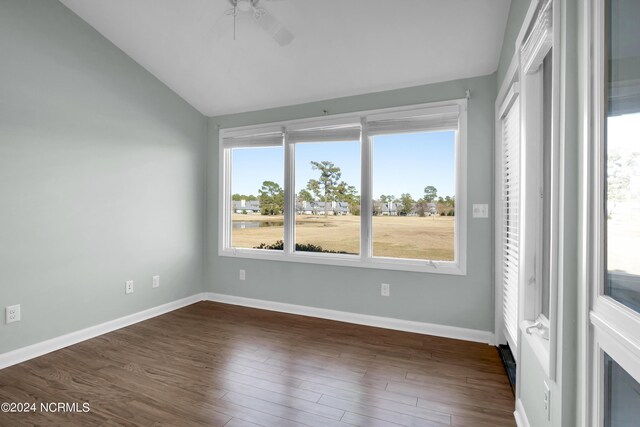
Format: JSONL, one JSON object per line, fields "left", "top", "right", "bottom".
{"left": 472, "top": 204, "right": 489, "bottom": 218}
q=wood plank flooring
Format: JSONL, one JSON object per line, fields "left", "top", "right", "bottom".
{"left": 0, "top": 301, "right": 515, "bottom": 426}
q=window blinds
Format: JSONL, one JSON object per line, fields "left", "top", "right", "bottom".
{"left": 287, "top": 121, "right": 361, "bottom": 143}
{"left": 222, "top": 127, "right": 283, "bottom": 148}
{"left": 366, "top": 105, "right": 460, "bottom": 136}
{"left": 221, "top": 103, "right": 460, "bottom": 147}
{"left": 501, "top": 96, "right": 521, "bottom": 350}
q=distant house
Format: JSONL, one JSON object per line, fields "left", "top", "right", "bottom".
{"left": 296, "top": 201, "right": 350, "bottom": 215}
{"left": 408, "top": 202, "right": 437, "bottom": 216}
{"left": 374, "top": 202, "right": 401, "bottom": 216}
{"left": 232, "top": 199, "right": 260, "bottom": 214}
{"left": 373, "top": 201, "right": 437, "bottom": 216}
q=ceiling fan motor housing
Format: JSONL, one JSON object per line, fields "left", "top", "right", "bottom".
{"left": 230, "top": 0, "right": 260, "bottom": 12}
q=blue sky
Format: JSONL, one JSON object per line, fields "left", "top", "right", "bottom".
{"left": 231, "top": 130, "right": 455, "bottom": 200}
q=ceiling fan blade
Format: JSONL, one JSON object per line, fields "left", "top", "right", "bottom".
{"left": 253, "top": 6, "right": 294, "bottom": 46}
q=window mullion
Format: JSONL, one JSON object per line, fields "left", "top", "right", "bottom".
{"left": 360, "top": 118, "right": 372, "bottom": 261}
{"left": 223, "top": 147, "right": 232, "bottom": 250}
{"left": 283, "top": 129, "right": 295, "bottom": 255}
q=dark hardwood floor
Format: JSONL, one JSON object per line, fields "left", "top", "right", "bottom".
{"left": 0, "top": 301, "right": 515, "bottom": 426}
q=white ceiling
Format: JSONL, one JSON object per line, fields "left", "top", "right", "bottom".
{"left": 60, "top": 0, "right": 511, "bottom": 117}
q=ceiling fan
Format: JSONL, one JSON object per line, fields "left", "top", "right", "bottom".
{"left": 225, "top": 0, "right": 294, "bottom": 46}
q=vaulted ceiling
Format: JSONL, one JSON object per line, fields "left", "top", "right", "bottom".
{"left": 60, "top": 0, "right": 511, "bottom": 116}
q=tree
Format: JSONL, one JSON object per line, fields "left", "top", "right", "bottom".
{"left": 306, "top": 179, "right": 322, "bottom": 201}
{"left": 415, "top": 198, "right": 427, "bottom": 217}
{"left": 258, "top": 181, "right": 284, "bottom": 215}
{"left": 434, "top": 195, "right": 455, "bottom": 216}
{"left": 423, "top": 186, "right": 438, "bottom": 203}
{"left": 308, "top": 161, "right": 342, "bottom": 216}
{"left": 335, "top": 181, "right": 360, "bottom": 215}
{"left": 232, "top": 194, "right": 257, "bottom": 201}
{"left": 399, "top": 193, "right": 415, "bottom": 216}
{"left": 607, "top": 151, "right": 638, "bottom": 217}
{"left": 297, "top": 189, "right": 314, "bottom": 203}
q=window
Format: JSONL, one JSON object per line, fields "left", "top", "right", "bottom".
{"left": 584, "top": 0, "right": 640, "bottom": 424}
{"left": 371, "top": 131, "right": 456, "bottom": 261}
{"left": 230, "top": 145, "right": 284, "bottom": 250}
{"left": 604, "top": 353, "right": 640, "bottom": 427}
{"left": 606, "top": 110, "right": 640, "bottom": 310}
{"left": 517, "top": 0, "right": 557, "bottom": 376}
{"left": 604, "top": 0, "right": 640, "bottom": 311}
{"left": 220, "top": 128, "right": 284, "bottom": 251}
{"left": 219, "top": 100, "right": 467, "bottom": 274}
{"left": 293, "top": 135, "right": 361, "bottom": 255}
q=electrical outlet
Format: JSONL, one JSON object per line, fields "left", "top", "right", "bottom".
{"left": 125, "top": 280, "right": 134, "bottom": 294}
{"left": 381, "top": 283, "right": 390, "bottom": 297}
{"left": 6, "top": 304, "right": 20, "bottom": 324}
{"left": 544, "top": 381, "right": 551, "bottom": 421}
{"left": 152, "top": 275, "right": 160, "bottom": 289}
{"left": 239, "top": 269, "right": 246, "bottom": 281}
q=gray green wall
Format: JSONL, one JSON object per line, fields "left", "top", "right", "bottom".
{"left": 0, "top": 0, "right": 207, "bottom": 354}
{"left": 497, "top": 0, "right": 534, "bottom": 85}
{"left": 206, "top": 74, "right": 496, "bottom": 333}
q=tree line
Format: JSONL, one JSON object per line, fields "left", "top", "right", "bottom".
{"left": 232, "top": 161, "right": 454, "bottom": 217}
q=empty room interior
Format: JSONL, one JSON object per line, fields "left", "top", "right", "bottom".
{"left": 1, "top": 0, "right": 639, "bottom": 426}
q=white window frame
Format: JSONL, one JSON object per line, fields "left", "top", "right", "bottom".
{"left": 516, "top": 0, "right": 560, "bottom": 380}
{"left": 218, "top": 99, "right": 468, "bottom": 275}
{"left": 581, "top": 0, "right": 640, "bottom": 425}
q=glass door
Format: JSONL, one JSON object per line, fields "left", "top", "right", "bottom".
{"left": 590, "top": 0, "right": 640, "bottom": 424}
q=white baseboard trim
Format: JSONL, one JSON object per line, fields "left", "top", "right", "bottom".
{"left": 204, "top": 292, "right": 494, "bottom": 344}
{"left": 1, "top": 292, "right": 495, "bottom": 371}
{"left": 0, "top": 293, "right": 205, "bottom": 370}
{"left": 514, "top": 399, "right": 531, "bottom": 427}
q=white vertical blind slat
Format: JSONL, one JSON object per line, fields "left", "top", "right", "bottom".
{"left": 501, "top": 98, "right": 521, "bottom": 349}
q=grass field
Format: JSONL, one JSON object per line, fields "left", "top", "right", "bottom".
{"left": 231, "top": 214, "right": 454, "bottom": 261}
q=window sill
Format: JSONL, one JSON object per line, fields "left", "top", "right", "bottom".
{"left": 219, "top": 248, "right": 466, "bottom": 275}
{"left": 520, "top": 319, "right": 551, "bottom": 377}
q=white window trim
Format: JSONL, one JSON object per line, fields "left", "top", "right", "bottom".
{"left": 218, "top": 99, "right": 468, "bottom": 275}
{"left": 517, "top": 0, "right": 559, "bottom": 381}
{"left": 581, "top": 0, "right": 640, "bottom": 424}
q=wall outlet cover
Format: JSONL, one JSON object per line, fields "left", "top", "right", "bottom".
{"left": 381, "top": 283, "right": 390, "bottom": 297}
{"left": 152, "top": 275, "right": 160, "bottom": 288}
{"left": 544, "top": 381, "right": 551, "bottom": 421}
{"left": 6, "top": 304, "right": 21, "bottom": 324}
{"left": 125, "top": 280, "right": 134, "bottom": 294}
{"left": 239, "top": 269, "right": 246, "bottom": 281}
